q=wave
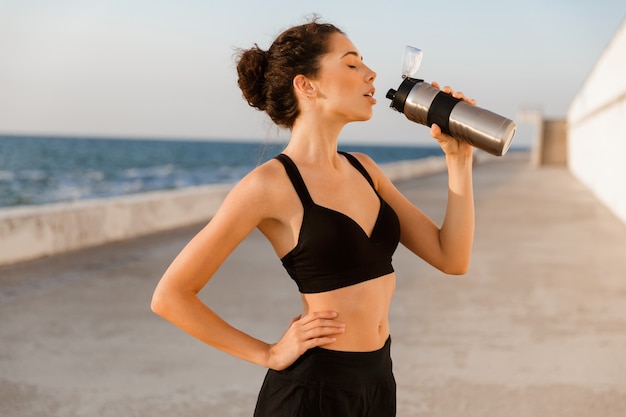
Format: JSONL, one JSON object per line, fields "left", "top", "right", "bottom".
{"left": 0, "top": 135, "right": 445, "bottom": 208}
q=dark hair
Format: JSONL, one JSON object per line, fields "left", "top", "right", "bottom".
{"left": 236, "top": 19, "right": 344, "bottom": 129}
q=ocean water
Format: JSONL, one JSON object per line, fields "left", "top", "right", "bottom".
{"left": 0, "top": 135, "right": 445, "bottom": 208}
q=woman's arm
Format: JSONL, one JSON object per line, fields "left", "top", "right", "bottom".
{"left": 425, "top": 128, "right": 474, "bottom": 274}
{"left": 151, "top": 162, "right": 344, "bottom": 370}
{"left": 358, "top": 84, "right": 475, "bottom": 274}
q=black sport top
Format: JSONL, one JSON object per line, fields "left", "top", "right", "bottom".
{"left": 275, "top": 152, "right": 401, "bottom": 294}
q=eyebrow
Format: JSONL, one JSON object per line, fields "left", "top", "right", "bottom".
{"left": 341, "top": 51, "right": 363, "bottom": 60}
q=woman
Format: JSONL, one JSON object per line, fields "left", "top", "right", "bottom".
{"left": 151, "top": 19, "right": 475, "bottom": 416}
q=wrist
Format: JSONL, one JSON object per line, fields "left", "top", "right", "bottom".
{"left": 446, "top": 151, "right": 474, "bottom": 168}
{"left": 260, "top": 343, "right": 275, "bottom": 369}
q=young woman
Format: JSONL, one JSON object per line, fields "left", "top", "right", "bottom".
{"left": 152, "top": 19, "right": 475, "bottom": 417}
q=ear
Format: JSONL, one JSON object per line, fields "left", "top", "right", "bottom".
{"left": 293, "top": 74, "right": 315, "bottom": 98}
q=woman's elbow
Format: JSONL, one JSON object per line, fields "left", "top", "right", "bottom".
{"left": 151, "top": 286, "right": 173, "bottom": 318}
{"left": 443, "top": 266, "right": 470, "bottom": 275}
{"left": 438, "top": 259, "right": 471, "bottom": 275}
{"left": 151, "top": 281, "right": 198, "bottom": 320}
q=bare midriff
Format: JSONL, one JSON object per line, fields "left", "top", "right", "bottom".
{"left": 301, "top": 272, "right": 396, "bottom": 352}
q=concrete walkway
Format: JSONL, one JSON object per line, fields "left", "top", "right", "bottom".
{"left": 1, "top": 153, "right": 626, "bottom": 417}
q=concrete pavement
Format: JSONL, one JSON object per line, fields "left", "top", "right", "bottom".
{"left": 1, "top": 152, "right": 626, "bottom": 416}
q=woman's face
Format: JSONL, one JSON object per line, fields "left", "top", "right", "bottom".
{"left": 311, "top": 33, "right": 377, "bottom": 123}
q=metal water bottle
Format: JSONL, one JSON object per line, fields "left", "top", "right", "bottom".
{"left": 386, "top": 47, "right": 516, "bottom": 156}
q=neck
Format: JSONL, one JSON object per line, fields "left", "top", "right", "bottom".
{"left": 284, "top": 114, "right": 346, "bottom": 164}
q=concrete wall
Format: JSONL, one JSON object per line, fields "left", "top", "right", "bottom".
{"left": 530, "top": 118, "right": 568, "bottom": 167}
{"left": 0, "top": 156, "right": 456, "bottom": 266}
{"left": 539, "top": 119, "right": 568, "bottom": 166}
{"left": 567, "top": 19, "right": 626, "bottom": 225}
{"left": 0, "top": 184, "right": 233, "bottom": 266}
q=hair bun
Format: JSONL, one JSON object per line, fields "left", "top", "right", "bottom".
{"left": 234, "top": 20, "right": 343, "bottom": 129}
{"left": 236, "top": 44, "right": 268, "bottom": 111}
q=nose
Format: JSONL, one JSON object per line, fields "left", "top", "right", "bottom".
{"left": 365, "top": 65, "right": 376, "bottom": 82}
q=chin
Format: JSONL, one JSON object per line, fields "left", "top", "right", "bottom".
{"left": 343, "top": 109, "right": 373, "bottom": 124}
{"left": 361, "top": 112, "right": 374, "bottom": 122}
{"left": 348, "top": 117, "right": 371, "bottom": 124}
{"left": 356, "top": 110, "right": 374, "bottom": 122}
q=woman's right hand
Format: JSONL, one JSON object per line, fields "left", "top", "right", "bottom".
{"left": 266, "top": 311, "right": 345, "bottom": 371}
{"left": 429, "top": 81, "right": 476, "bottom": 159}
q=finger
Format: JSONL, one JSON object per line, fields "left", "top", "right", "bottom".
{"left": 452, "top": 91, "right": 475, "bottom": 104}
{"left": 299, "top": 318, "right": 346, "bottom": 335}
{"left": 301, "top": 324, "right": 345, "bottom": 339}
{"left": 302, "top": 324, "right": 345, "bottom": 342}
{"left": 294, "top": 314, "right": 343, "bottom": 333}
{"left": 303, "top": 319, "right": 346, "bottom": 331}
{"left": 303, "top": 337, "right": 339, "bottom": 350}
{"left": 430, "top": 123, "right": 442, "bottom": 138}
{"left": 290, "top": 314, "right": 301, "bottom": 324}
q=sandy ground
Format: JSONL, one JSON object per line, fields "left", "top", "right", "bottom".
{"left": 1, "top": 153, "right": 626, "bottom": 417}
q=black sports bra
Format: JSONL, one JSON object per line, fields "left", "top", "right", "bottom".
{"left": 275, "top": 151, "right": 401, "bottom": 294}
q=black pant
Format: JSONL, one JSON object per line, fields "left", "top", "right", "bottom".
{"left": 254, "top": 337, "right": 396, "bottom": 417}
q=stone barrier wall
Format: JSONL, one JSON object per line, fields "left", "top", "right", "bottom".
{"left": 0, "top": 156, "right": 456, "bottom": 266}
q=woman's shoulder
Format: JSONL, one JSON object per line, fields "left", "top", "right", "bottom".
{"left": 344, "top": 151, "right": 376, "bottom": 167}
{"left": 250, "top": 155, "right": 291, "bottom": 185}
{"left": 229, "top": 155, "right": 291, "bottom": 205}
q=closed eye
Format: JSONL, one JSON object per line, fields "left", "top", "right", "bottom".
{"left": 342, "top": 50, "right": 363, "bottom": 69}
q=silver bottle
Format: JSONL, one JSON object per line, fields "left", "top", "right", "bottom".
{"left": 386, "top": 47, "right": 516, "bottom": 156}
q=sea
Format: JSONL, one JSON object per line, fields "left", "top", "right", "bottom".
{"left": 0, "top": 135, "right": 446, "bottom": 208}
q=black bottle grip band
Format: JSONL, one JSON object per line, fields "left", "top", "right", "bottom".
{"left": 426, "top": 92, "right": 462, "bottom": 135}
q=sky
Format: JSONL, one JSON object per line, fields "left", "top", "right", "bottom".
{"left": 1, "top": 0, "right": 624, "bottom": 146}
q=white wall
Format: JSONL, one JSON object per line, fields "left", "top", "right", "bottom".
{"left": 568, "top": 19, "right": 626, "bottom": 225}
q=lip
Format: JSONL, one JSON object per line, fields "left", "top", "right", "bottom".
{"left": 364, "top": 88, "right": 376, "bottom": 105}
